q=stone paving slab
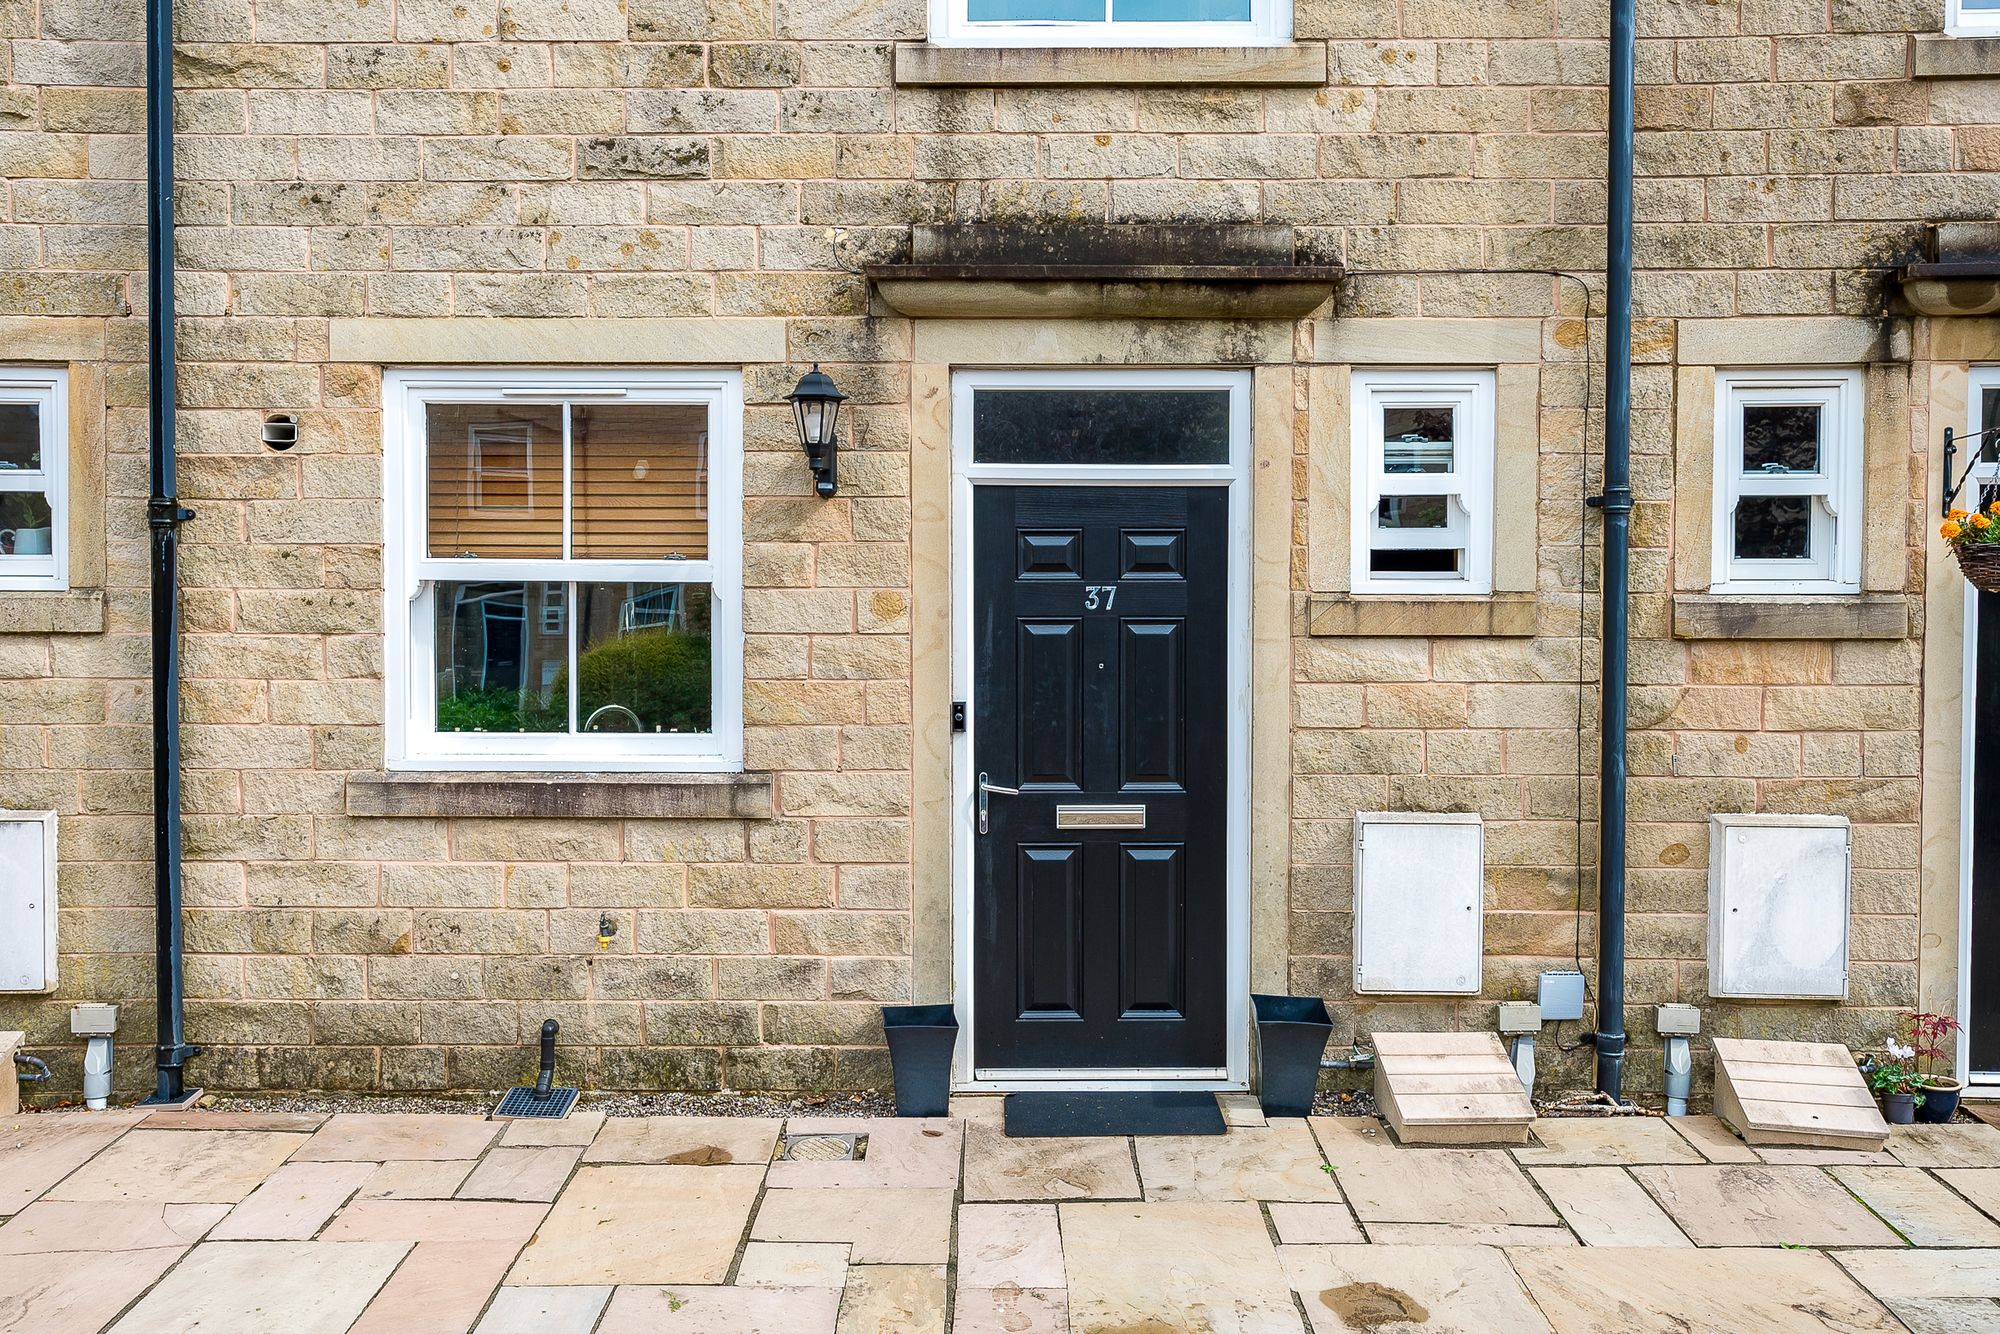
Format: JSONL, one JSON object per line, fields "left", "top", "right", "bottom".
{"left": 1269, "top": 1201, "right": 1366, "bottom": 1244}
{"left": 953, "top": 1203, "right": 1067, "bottom": 1288}
{"left": 737, "top": 1241, "right": 851, "bottom": 1288}
{"left": 1062, "top": 1201, "right": 1299, "bottom": 1334}
{"left": 0, "top": 1200, "right": 228, "bottom": 1254}
{"left": 952, "top": 1287, "right": 1068, "bottom": 1334}
{"left": 768, "top": 1118, "right": 961, "bottom": 1190}
{"left": 1936, "top": 1170, "right": 2000, "bottom": 1224}
{"left": 498, "top": 1112, "right": 606, "bottom": 1149}
{"left": 1362, "top": 1223, "right": 1578, "bottom": 1247}
{"left": 1280, "top": 1243, "right": 1552, "bottom": 1334}
{"left": 582, "top": 1116, "right": 779, "bottom": 1165}
{"left": 359, "top": 1159, "right": 477, "bottom": 1199}
{"left": 350, "top": 1240, "right": 523, "bottom": 1334}
{"left": 321, "top": 1199, "right": 550, "bottom": 1245}
{"left": 210, "top": 1161, "right": 374, "bottom": 1241}
{"left": 0, "top": 1247, "right": 186, "bottom": 1334}
{"left": 962, "top": 1124, "right": 1139, "bottom": 1202}
{"left": 105, "top": 1240, "right": 410, "bottom": 1334}
{"left": 1891, "top": 1123, "right": 2000, "bottom": 1170}
{"left": 45, "top": 1130, "right": 309, "bottom": 1205}
{"left": 1663, "top": 1114, "right": 1761, "bottom": 1163}
{"left": 510, "top": 1164, "right": 764, "bottom": 1285}
{"left": 141, "top": 1110, "right": 329, "bottom": 1133}
{"left": 596, "top": 1284, "right": 841, "bottom": 1333}
{"left": 456, "top": 1145, "right": 584, "bottom": 1202}
{"left": 0, "top": 1114, "right": 142, "bottom": 1215}
{"left": 1135, "top": 1120, "right": 1344, "bottom": 1202}
{"left": 1511, "top": 1246, "right": 1903, "bottom": 1333}
{"left": 472, "top": 1284, "right": 611, "bottom": 1334}
{"left": 836, "top": 1264, "right": 948, "bottom": 1334}
{"left": 1512, "top": 1116, "right": 1704, "bottom": 1166}
{"left": 1317, "top": 1128, "right": 1555, "bottom": 1226}
{"left": 1833, "top": 1248, "right": 2000, "bottom": 1332}
{"left": 1830, "top": 1166, "right": 2000, "bottom": 1248}
{"left": 1528, "top": 1167, "right": 1691, "bottom": 1247}
{"left": 1630, "top": 1165, "right": 1904, "bottom": 1248}
{"left": 752, "top": 1187, "right": 956, "bottom": 1264}
{"left": 294, "top": 1114, "right": 501, "bottom": 1163}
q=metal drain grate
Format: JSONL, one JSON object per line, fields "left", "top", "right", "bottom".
{"left": 493, "top": 1086, "right": 579, "bottom": 1120}
{"left": 777, "top": 1132, "right": 866, "bottom": 1162}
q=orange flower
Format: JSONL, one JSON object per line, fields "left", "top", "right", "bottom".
{"left": 1949, "top": 508, "right": 1970, "bottom": 522}
{"left": 1974, "top": 514, "right": 1992, "bottom": 531}
{"left": 1988, "top": 498, "right": 2000, "bottom": 515}
{"left": 1943, "top": 520, "right": 1964, "bottom": 539}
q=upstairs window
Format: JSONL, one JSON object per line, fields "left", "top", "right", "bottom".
{"left": 934, "top": 0, "right": 1289, "bottom": 46}
{"left": 0, "top": 368, "right": 67, "bottom": 593}
{"left": 1349, "top": 369, "right": 1496, "bottom": 597}
{"left": 1711, "top": 369, "right": 1862, "bottom": 595}
{"left": 384, "top": 370, "right": 742, "bottom": 771}
{"left": 1949, "top": 0, "right": 2000, "bottom": 35}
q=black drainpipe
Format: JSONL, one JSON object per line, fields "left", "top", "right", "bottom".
{"left": 144, "top": 0, "right": 198, "bottom": 1104}
{"left": 1591, "top": 0, "right": 1638, "bottom": 1102}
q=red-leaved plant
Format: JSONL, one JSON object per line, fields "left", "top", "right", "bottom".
{"left": 1904, "top": 1012, "right": 1963, "bottom": 1087}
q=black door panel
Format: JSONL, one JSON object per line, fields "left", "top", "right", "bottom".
{"left": 1972, "top": 589, "right": 1999, "bottom": 1074}
{"left": 973, "top": 485, "right": 1228, "bottom": 1071}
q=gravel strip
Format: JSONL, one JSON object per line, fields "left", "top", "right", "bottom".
{"left": 199, "top": 1089, "right": 898, "bottom": 1118}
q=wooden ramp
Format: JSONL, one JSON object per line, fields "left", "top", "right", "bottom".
{"left": 1711, "top": 1037, "right": 1888, "bottom": 1152}
{"left": 1371, "top": 1031, "right": 1535, "bottom": 1145}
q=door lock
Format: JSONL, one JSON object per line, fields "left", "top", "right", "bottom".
{"left": 976, "top": 771, "right": 1018, "bottom": 835}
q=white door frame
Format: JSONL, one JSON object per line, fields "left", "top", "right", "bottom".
{"left": 948, "top": 367, "right": 1254, "bottom": 1092}
{"left": 1960, "top": 365, "right": 2000, "bottom": 1092}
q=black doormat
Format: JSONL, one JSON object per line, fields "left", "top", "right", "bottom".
{"left": 1003, "top": 1090, "right": 1226, "bottom": 1137}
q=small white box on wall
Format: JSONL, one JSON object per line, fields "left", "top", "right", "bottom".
{"left": 1353, "top": 812, "right": 1484, "bottom": 995}
{"left": 1707, "top": 813, "right": 1850, "bottom": 1000}
{"left": 0, "top": 811, "right": 57, "bottom": 993}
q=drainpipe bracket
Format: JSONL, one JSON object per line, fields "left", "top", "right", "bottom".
{"left": 147, "top": 501, "right": 195, "bottom": 528}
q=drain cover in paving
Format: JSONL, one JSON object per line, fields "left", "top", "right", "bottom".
{"left": 493, "top": 1086, "right": 580, "bottom": 1120}
{"left": 777, "top": 1132, "right": 867, "bottom": 1162}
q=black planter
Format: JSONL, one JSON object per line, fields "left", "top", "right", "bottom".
{"left": 1881, "top": 1092, "right": 1917, "bottom": 1124}
{"left": 1915, "top": 1080, "right": 1963, "bottom": 1123}
{"left": 1253, "top": 993, "right": 1335, "bottom": 1119}
{"left": 882, "top": 1004, "right": 958, "bottom": 1118}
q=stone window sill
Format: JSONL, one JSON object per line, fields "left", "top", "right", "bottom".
{"left": 0, "top": 589, "right": 103, "bottom": 634}
{"left": 1308, "top": 593, "right": 1536, "bottom": 638}
{"left": 1671, "top": 594, "right": 1911, "bottom": 641}
{"left": 1913, "top": 34, "right": 2000, "bottom": 78}
{"left": 892, "top": 42, "right": 1327, "bottom": 86}
{"left": 346, "top": 771, "right": 774, "bottom": 820}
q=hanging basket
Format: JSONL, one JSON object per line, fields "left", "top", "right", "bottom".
{"left": 1953, "top": 542, "right": 2000, "bottom": 593}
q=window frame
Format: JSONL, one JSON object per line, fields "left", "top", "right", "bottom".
{"left": 927, "top": 0, "right": 1290, "bottom": 48}
{"left": 1348, "top": 368, "right": 1496, "bottom": 598}
{"left": 383, "top": 368, "right": 743, "bottom": 773}
{"left": 1709, "top": 368, "right": 1862, "bottom": 596}
{"left": 1947, "top": 0, "right": 2000, "bottom": 36}
{"left": 0, "top": 367, "right": 68, "bottom": 594}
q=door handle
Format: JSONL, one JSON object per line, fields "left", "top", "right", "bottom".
{"left": 977, "top": 771, "right": 1018, "bottom": 835}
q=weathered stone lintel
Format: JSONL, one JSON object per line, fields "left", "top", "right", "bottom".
{"left": 327, "top": 318, "right": 788, "bottom": 366}
{"left": 1676, "top": 317, "right": 1910, "bottom": 367}
{"left": 0, "top": 590, "right": 105, "bottom": 635}
{"left": 1913, "top": 34, "right": 2000, "bottom": 79}
{"left": 1671, "top": 594, "right": 1912, "bottom": 641}
{"left": 346, "top": 771, "right": 775, "bottom": 819}
{"left": 1308, "top": 318, "right": 1545, "bottom": 366}
{"left": 893, "top": 43, "right": 1329, "bottom": 87}
{"left": 870, "top": 271, "right": 1339, "bottom": 320}
{"left": 1308, "top": 593, "right": 1538, "bottom": 638}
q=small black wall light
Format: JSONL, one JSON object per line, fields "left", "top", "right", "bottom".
{"left": 786, "top": 364, "right": 846, "bottom": 498}
{"left": 261, "top": 413, "right": 298, "bottom": 451}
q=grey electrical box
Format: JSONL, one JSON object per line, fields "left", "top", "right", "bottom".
{"left": 70, "top": 1002, "right": 117, "bottom": 1035}
{"left": 1538, "top": 970, "right": 1587, "bottom": 1021}
{"left": 1497, "top": 1001, "right": 1542, "bottom": 1035}
{"left": 1655, "top": 1003, "right": 1701, "bottom": 1036}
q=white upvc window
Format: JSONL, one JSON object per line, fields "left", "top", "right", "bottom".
{"left": 1710, "top": 369, "right": 1862, "bottom": 595}
{"left": 930, "top": 0, "right": 1289, "bottom": 47}
{"left": 1349, "top": 369, "right": 1496, "bottom": 597}
{"left": 383, "top": 369, "right": 743, "bottom": 772}
{"left": 1948, "top": 0, "right": 2000, "bottom": 36}
{"left": 0, "top": 368, "right": 67, "bottom": 593}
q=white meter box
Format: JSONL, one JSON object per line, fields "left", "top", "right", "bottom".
{"left": 1707, "top": 813, "right": 1850, "bottom": 1000}
{"left": 1353, "top": 812, "right": 1483, "bottom": 995}
{"left": 0, "top": 811, "right": 57, "bottom": 993}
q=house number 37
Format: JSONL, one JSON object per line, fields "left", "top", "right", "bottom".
{"left": 1083, "top": 584, "right": 1118, "bottom": 610}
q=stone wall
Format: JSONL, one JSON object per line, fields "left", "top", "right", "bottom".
{"left": 0, "top": 0, "right": 1992, "bottom": 1098}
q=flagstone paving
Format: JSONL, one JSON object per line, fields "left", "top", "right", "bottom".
{"left": 5, "top": 1105, "right": 2000, "bottom": 1330}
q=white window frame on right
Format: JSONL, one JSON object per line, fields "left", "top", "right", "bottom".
{"left": 1349, "top": 368, "right": 1496, "bottom": 598}
{"left": 1710, "top": 368, "right": 1863, "bottom": 596}
{"left": 0, "top": 367, "right": 68, "bottom": 594}
{"left": 1947, "top": 0, "right": 2000, "bottom": 36}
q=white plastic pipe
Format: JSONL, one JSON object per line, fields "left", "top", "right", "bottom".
{"left": 1663, "top": 1035, "right": 1691, "bottom": 1116}
{"left": 82, "top": 1036, "right": 113, "bottom": 1110}
{"left": 1509, "top": 1034, "right": 1537, "bottom": 1098}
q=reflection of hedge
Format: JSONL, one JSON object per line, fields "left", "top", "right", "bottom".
{"left": 437, "top": 686, "right": 561, "bottom": 733}
{"left": 569, "top": 628, "right": 712, "bottom": 733}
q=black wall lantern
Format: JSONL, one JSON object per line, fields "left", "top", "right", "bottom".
{"left": 787, "top": 364, "right": 845, "bottom": 498}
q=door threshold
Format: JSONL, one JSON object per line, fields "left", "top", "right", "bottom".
{"left": 962, "top": 1070, "right": 1241, "bottom": 1094}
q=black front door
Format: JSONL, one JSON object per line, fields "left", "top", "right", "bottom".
{"left": 972, "top": 484, "right": 1229, "bottom": 1072}
{"left": 1973, "top": 587, "right": 2000, "bottom": 1076}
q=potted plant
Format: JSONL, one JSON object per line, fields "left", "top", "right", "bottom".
{"left": 1864, "top": 1045, "right": 1926, "bottom": 1125}
{"left": 1940, "top": 502, "right": 2000, "bottom": 592}
{"left": 1906, "top": 1011, "right": 1965, "bottom": 1124}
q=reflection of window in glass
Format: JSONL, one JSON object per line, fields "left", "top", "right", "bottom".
{"left": 947, "top": 0, "right": 1283, "bottom": 45}
{"left": 0, "top": 369, "right": 67, "bottom": 592}
{"left": 1712, "top": 369, "right": 1861, "bottom": 593}
{"left": 972, "top": 389, "right": 1231, "bottom": 467}
{"left": 388, "top": 371, "right": 741, "bottom": 770}
{"left": 1351, "top": 370, "right": 1494, "bottom": 596}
